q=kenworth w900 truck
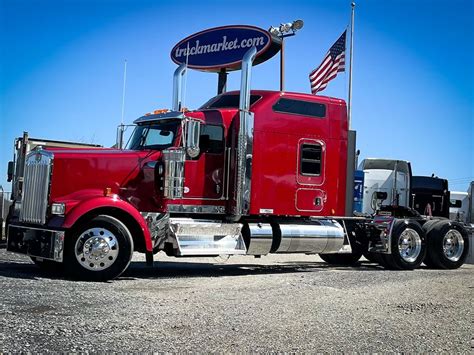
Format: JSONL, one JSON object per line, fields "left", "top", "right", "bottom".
{"left": 6, "top": 47, "right": 470, "bottom": 280}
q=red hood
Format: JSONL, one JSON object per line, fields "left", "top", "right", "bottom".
{"left": 46, "top": 147, "right": 162, "bottom": 208}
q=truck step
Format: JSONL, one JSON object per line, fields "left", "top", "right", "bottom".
{"left": 170, "top": 218, "right": 246, "bottom": 256}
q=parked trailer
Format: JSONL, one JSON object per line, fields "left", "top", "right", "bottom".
{"left": 5, "top": 45, "right": 470, "bottom": 280}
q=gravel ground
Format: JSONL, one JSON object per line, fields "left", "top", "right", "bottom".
{"left": 0, "top": 248, "right": 473, "bottom": 353}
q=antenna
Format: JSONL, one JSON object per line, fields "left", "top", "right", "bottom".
{"left": 121, "top": 59, "right": 128, "bottom": 125}
{"left": 117, "top": 60, "right": 127, "bottom": 149}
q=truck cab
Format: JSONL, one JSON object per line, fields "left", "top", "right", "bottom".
{"left": 6, "top": 47, "right": 470, "bottom": 280}
{"left": 6, "top": 49, "right": 350, "bottom": 280}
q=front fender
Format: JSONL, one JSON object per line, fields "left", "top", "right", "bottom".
{"left": 62, "top": 196, "right": 153, "bottom": 252}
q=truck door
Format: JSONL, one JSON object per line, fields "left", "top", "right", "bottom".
{"left": 183, "top": 124, "right": 226, "bottom": 200}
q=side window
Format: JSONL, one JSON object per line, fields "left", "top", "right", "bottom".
{"left": 200, "top": 125, "right": 224, "bottom": 154}
{"left": 273, "top": 98, "right": 326, "bottom": 118}
{"left": 300, "top": 144, "right": 322, "bottom": 176}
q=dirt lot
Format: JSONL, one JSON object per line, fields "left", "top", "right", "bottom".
{"left": 0, "top": 249, "right": 472, "bottom": 353}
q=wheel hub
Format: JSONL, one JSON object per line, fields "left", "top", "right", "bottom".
{"left": 75, "top": 228, "right": 119, "bottom": 271}
{"left": 442, "top": 230, "right": 464, "bottom": 262}
{"left": 398, "top": 228, "right": 422, "bottom": 263}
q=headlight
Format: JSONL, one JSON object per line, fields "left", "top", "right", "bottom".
{"left": 51, "top": 203, "right": 66, "bottom": 215}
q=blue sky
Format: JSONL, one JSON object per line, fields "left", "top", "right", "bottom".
{"left": 0, "top": 0, "right": 473, "bottom": 193}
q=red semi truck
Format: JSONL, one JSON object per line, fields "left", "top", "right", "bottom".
{"left": 6, "top": 47, "right": 470, "bottom": 280}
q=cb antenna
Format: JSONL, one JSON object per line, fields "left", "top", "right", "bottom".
{"left": 118, "top": 60, "right": 127, "bottom": 149}
{"left": 121, "top": 59, "right": 128, "bottom": 125}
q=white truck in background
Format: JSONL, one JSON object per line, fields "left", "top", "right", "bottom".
{"left": 356, "top": 160, "right": 473, "bottom": 264}
{"left": 358, "top": 158, "right": 411, "bottom": 215}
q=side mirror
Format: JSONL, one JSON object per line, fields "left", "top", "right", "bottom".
{"left": 185, "top": 120, "right": 201, "bottom": 158}
{"left": 7, "top": 161, "right": 14, "bottom": 182}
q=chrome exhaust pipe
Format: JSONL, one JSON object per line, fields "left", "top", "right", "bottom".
{"left": 172, "top": 64, "right": 187, "bottom": 112}
{"left": 232, "top": 47, "right": 257, "bottom": 221}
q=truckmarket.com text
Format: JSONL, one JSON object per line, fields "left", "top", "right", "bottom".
{"left": 174, "top": 36, "right": 266, "bottom": 57}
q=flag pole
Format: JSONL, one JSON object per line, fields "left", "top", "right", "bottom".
{"left": 348, "top": 2, "right": 355, "bottom": 130}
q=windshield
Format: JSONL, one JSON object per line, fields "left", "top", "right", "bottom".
{"left": 126, "top": 120, "right": 180, "bottom": 150}
{"left": 361, "top": 159, "right": 410, "bottom": 174}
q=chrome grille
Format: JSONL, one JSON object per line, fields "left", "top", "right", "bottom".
{"left": 19, "top": 150, "right": 53, "bottom": 224}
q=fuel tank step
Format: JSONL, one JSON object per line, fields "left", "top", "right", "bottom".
{"left": 170, "top": 218, "right": 246, "bottom": 256}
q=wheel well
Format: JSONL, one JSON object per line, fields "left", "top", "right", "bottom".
{"left": 68, "top": 207, "right": 147, "bottom": 253}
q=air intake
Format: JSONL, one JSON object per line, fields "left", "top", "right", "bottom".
{"left": 19, "top": 150, "right": 53, "bottom": 225}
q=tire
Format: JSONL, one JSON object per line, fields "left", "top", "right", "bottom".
{"left": 319, "top": 251, "right": 362, "bottom": 265}
{"left": 30, "top": 257, "right": 64, "bottom": 274}
{"left": 64, "top": 215, "right": 134, "bottom": 281}
{"left": 421, "top": 219, "right": 442, "bottom": 268}
{"left": 381, "top": 220, "right": 426, "bottom": 270}
{"left": 425, "top": 220, "right": 469, "bottom": 269}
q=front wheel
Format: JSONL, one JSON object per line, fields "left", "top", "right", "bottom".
{"left": 381, "top": 220, "right": 426, "bottom": 270}
{"left": 65, "top": 215, "right": 134, "bottom": 281}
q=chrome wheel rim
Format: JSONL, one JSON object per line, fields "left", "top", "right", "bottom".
{"left": 398, "top": 228, "right": 422, "bottom": 263}
{"left": 75, "top": 228, "right": 119, "bottom": 271}
{"left": 442, "top": 230, "right": 464, "bottom": 262}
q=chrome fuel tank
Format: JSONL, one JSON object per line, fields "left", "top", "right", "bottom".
{"left": 275, "top": 220, "right": 344, "bottom": 254}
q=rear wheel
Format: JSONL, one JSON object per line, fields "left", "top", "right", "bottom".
{"left": 381, "top": 220, "right": 426, "bottom": 270}
{"left": 65, "top": 215, "right": 134, "bottom": 281}
{"left": 425, "top": 221, "right": 469, "bottom": 269}
{"left": 421, "top": 219, "right": 442, "bottom": 267}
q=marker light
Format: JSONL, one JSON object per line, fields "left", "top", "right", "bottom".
{"left": 153, "top": 109, "right": 169, "bottom": 115}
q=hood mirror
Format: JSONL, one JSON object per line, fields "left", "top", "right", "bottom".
{"left": 185, "top": 120, "right": 201, "bottom": 158}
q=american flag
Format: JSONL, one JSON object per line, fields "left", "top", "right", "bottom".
{"left": 309, "top": 30, "right": 346, "bottom": 94}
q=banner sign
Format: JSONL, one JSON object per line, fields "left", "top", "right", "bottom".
{"left": 171, "top": 25, "right": 274, "bottom": 71}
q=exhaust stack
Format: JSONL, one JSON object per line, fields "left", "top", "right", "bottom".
{"left": 232, "top": 47, "right": 257, "bottom": 221}
{"left": 172, "top": 64, "right": 187, "bottom": 112}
